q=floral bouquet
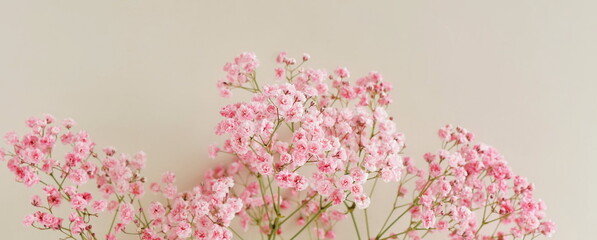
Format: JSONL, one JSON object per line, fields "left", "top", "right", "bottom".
{"left": 0, "top": 52, "right": 555, "bottom": 240}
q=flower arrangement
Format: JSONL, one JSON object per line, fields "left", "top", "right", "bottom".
{"left": 1, "top": 52, "right": 555, "bottom": 240}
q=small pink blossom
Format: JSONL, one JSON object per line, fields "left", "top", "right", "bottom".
{"left": 92, "top": 200, "right": 108, "bottom": 213}
{"left": 31, "top": 195, "right": 42, "bottom": 207}
{"left": 62, "top": 118, "right": 76, "bottom": 129}
{"left": 276, "top": 51, "right": 287, "bottom": 64}
{"left": 422, "top": 209, "right": 436, "bottom": 228}
{"left": 118, "top": 203, "right": 134, "bottom": 224}
{"left": 175, "top": 222, "right": 192, "bottom": 238}
{"left": 334, "top": 67, "right": 350, "bottom": 78}
{"left": 275, "top": 68, "right": 285, "bottom": 79}
{"left": 68, "top": 169, "right": 89, "bottom": 185}
{"left": 149, "top": 202, "right": 166, "bottom": 219}
{"left": 162, "top": 171, "right": 176, "bottom": 184}
{"left": 354, "top": 194, "right": 370, "bottom": 209}
{"left": 70, "top": 194, "right": 88, "bottom": 211}
{"left": 23, "top": 214, "right": 35, "bottom": 226}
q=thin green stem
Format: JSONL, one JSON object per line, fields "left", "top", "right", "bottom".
{"left": 345, "top": 202, "right": 362, "bottom": 240}
{"left": 279, "top": 194, "right": 317, "bottom": 225}
{"left": 290, "top": 202, "right": 331, "bottom": 240}
{"left": 106, "top": 207, "right": 119, "bottom": 236}
{"left": 376, "top": 204, "right": 414, "bottom": 239}
{"left": 378, "top": 192, "right": 400, "bottom": 235}
{"left": 257, "top": 175, "right": 272, "bottom": 222}
{"left": 364, "top": 208, "right": 371, "bottom": 239}
{"left": 364, "top": 176, "right": 380, "bottom": 239}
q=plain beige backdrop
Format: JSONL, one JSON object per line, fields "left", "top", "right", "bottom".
{"left": 1, "top": 1, "right": 595, "bottom": 239}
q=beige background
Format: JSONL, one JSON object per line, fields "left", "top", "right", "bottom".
{"left": 0, "top": 1, "right": 595, "bottom": 239}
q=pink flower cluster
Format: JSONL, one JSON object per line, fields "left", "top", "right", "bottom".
{"left": 144, "top": 171, "right": 243, "bottom": 240}
{"left": 212, "top": 52, "right": 554, "bottom": 240}
{"left": 1, "top": 52, "right": 554, "bottom": 240}
{"left": 371, "top": 124, "right": 557, "bottom": 240}
{"left": 1, "top": 115, "right": 239, "bottom": 240}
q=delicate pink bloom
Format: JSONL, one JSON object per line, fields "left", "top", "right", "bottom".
{"left": 131, "top": 151, "right": 146, "bottom": 170}
{"left": 21, "top": 169, "right": 40, "bottom": 187}
{"left": 208, "top": 144, "right": 220, "bottom": 159}
{"left": 452, "top": 206, "right": 472, "bottom": 222}
{"left": 380, "top": 167, "right": 399, "bottom": 182}
{"left": 429, "top": 162, "right": 442, "bottom": 177}
{"left": 354, "top": 194, "right": 370, "bottom": 209}
{"left": 31, "top": 195, "right": 42, "bottom": 207}
{"left": 148, "top": 202, "right": 165, "bottom": 220}
{"left": 284, "top": 57, "right": 296, "bottom": 65}
{"left": 70, "top": 194, "right": 88, "bottom": 211}
{"left": 24, "top": 148, "right": 43, "bottom": 164}
{"left": 92, "top": 200, "right": 108, "bottom": 213}
{"left": 280, "top": 152, "right": 292, "bottom": 164}
{"left": 350, "top": 184, "right": 363, "bottom": 195}
{"left": 436, "top": 220, "right": 448, "bottom": 231}
{"left": 293, "top": 174, "right": 308, "bottom": 191}
{"left": 302, "top": 53, "right": 310, "bottom": 61}
{"left": 69, "top": 169, "right": 89, "bottom": 185}
{"left": 4, "top": 131, "right": 19, "bottom": 145}
{"left": 334, "top": 67, "right": 350, "bottom": 78}
{"left": 330, "top": 189, "right": 345, "bottom": 205}
{"left": 41, "top": 158, "right": 57, "bottom": 173}
{"left": 60, "top": 132, "right": 75, "bottom": 144}
{"left": 258, "top": 162, "right": 273, "bottom": 176}
{"left": 338, "top": 175, "right": 353, "bottom": 190}
{"left": 540, "top": 220, "right": 556, "bottom": 237}
{"left": 23, "top": 214, "right": 36, "bottom": 226}
{"left": 422, "top": 209, "right": 436, "bottom": 228}
{"left": 324, "top": 230, "right": 335, "bottom": 239}
{"left": 511, "top": 227, "right": 523, "bottom": 238}
{"left": 423, "top": 152, "right": 436, "bottom": 163}
{"left": 447, "top": 153, "right": 464, "bottom": 168}
{"left": 162, "top": 184, "right": 178, "bottom": 199}
{"left": 103, "top": 146, "right": 117, "bottom": 156}
{"left": 107, "top": 200, "right": 119, "bottom": 211}
{"left": 118, "top": 203, "right": 134, "bottom": 224}
{"left": 130, "top": 181, "right": 144, "bottom": 196}
{"left": 276, "top": 51, "right": 287, "bottom": 64}
{"left": 175, "top": 222, "right": 192, "bottom": 238}
{"left": 275, "top": 68, "right": 285, "bottom": 79}
{"left": 438, "top": 124, "right": 452, "bottom": 141}
{"left": 162, "top": 171, "right": 176, "bottom": 184}
{"left": 420, "top": 194, "right": 434, "bottom": 208}
{"left": 62, "top": 118, "right": 76, "bottom": 129}
{"left": 38, "top": 212, "right": 62, "bottom": 229}
{"left": 150, "top": 182, "right": 161, "bottom": 193}
{"left": 350, "top": 167, "right": 368, "bottom": 184}
{"left": 43, "top": 114, "right": 55, "bottom": 125}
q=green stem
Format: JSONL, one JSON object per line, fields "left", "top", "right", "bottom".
{"left": 266, "top": 176, "right": 280, "bottom": 215}
{"left": 364, "top": 176, "right": 380, "bottom": 239}
{"left": 290, "top": 202, "right": 331, "bottom": 240}
{"left": 279, "top": 194, "right": 317, "bottom": 225}
{"left": 364, "top": 209, "right": 371, "bottom": 239}
{"left": 377, "top": 176, "right": 436, "bottom": 239}
{"left": 378, "top": 193, "right": 400, "bottom": 235}
{"left": 345, "top": 202, "right": 362, "bottom": 240}
{"left": 107, "top": 207, "right": 119, "bottom": 236}
{"left": 257, "top": 175, "right": 272, "bottom": 222}
{"left": 138, "top": 199, "right": 149, "bottom": 227}
{"left": 376, "top": 204, "right": 413, "bottom": 239}
{"left": 229, "top": 226, "right": 245, "bottom": 240}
